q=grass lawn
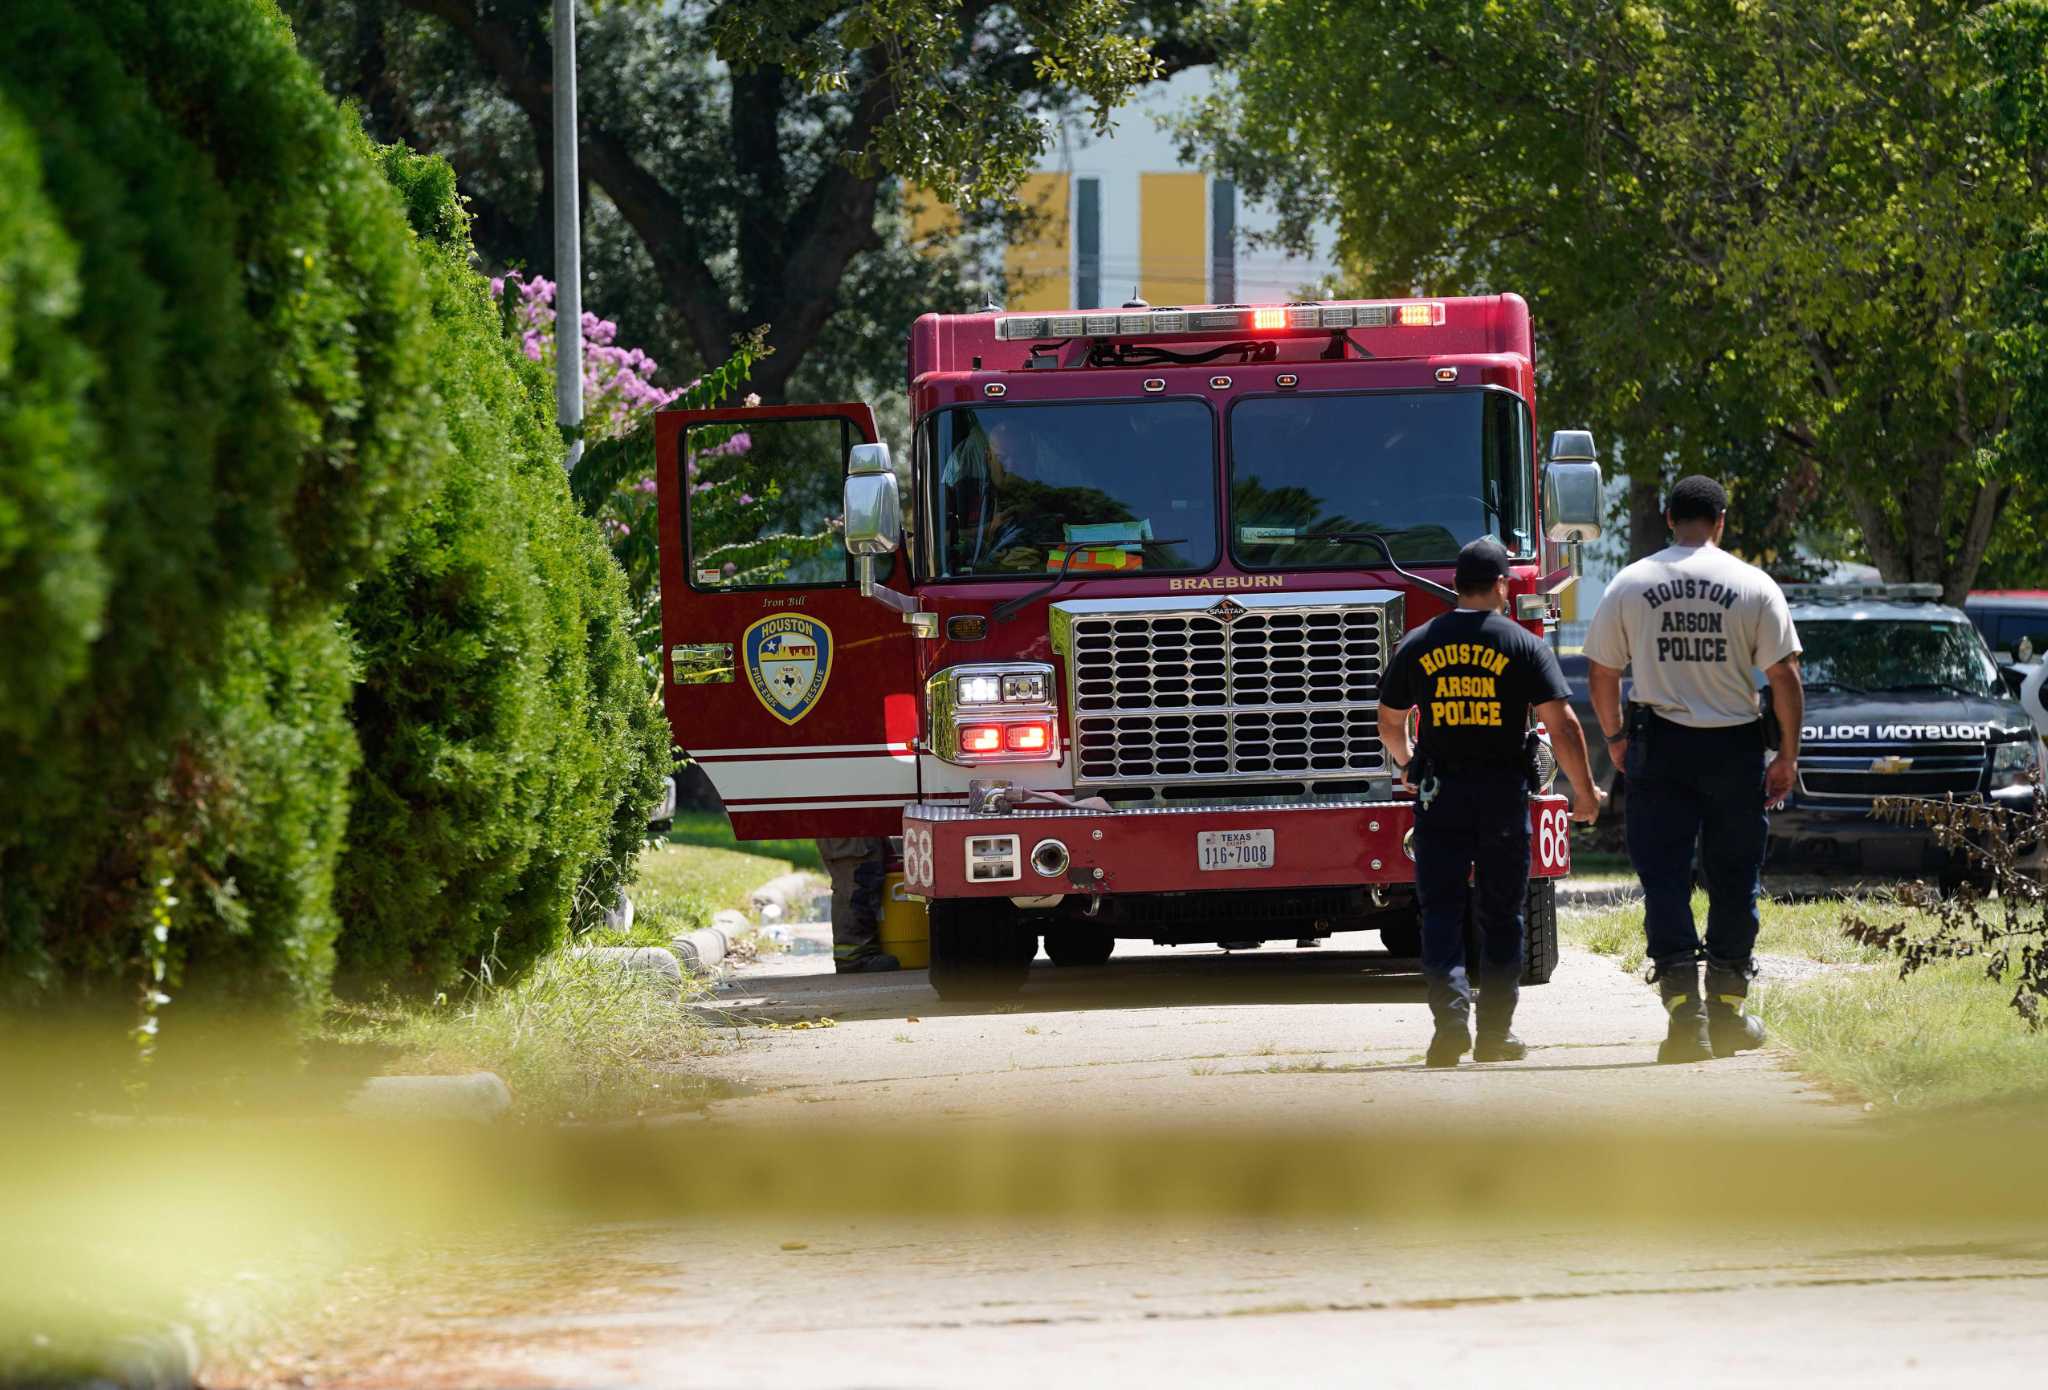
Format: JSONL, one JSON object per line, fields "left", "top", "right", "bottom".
{"left": 615, "top": 836, "right": 818, "bottom": 946}
{"left": 668, "top": 809, "right": 822, "bottom": 873}
{"left": 1561, "top": 892, "right": 2048, "bottom": 1114}
{"left": 329, "top": 950, "right": 723, "bottom": 1123}
{"left": 1562, "top": 892, "right": 1892, "bottom": 976}
{"left": 324, "top": 816, "right": 821, "bottom": 1123}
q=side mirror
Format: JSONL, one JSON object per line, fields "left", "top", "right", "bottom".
{"left": 1543, "top": 431, "right": 1603, "bottom": 543}
{"left": 843, "top": 443, "right": 901, "bottom": 557}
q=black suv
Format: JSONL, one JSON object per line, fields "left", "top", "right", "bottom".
{"left": 1557, "top": 585, "right": 2041, "bottom": 875}
{"left": 1769, "top": 586, "right": 2039, "bottom": 874}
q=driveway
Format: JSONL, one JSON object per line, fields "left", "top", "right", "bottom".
{"left": 222, "top": 934, "right": 2048, "bottom": 1389}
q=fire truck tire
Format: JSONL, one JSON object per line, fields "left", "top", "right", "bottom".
{"left": 1522, "top": 878, "right": 1559, "bottom": 985}
{"left": 928, "top": 899, "right": 1034, "bottom": 1000}
{"left": 1460, "top": 882, "right": 1558, "bottom": 985}
{"left": 1044, "top": 927, "right": 1115, "bottom": 968}
{"left": 1377, "top": 916, "right": 1423, "bottom": 959}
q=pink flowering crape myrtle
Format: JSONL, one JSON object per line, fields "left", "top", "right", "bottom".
{"left": 492, "top": 276, "right": 683, "bottom": 442}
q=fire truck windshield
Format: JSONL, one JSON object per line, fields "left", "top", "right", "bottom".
{"left": 930, "top": 400, "right": 1218, "bottom": 578}
{"left": 1229, "top": 389, "right": 1533, "bottom": 569}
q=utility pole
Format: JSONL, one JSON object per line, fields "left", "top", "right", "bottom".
{"left": 552, "top": 0, "right": 583, "bottom": 470}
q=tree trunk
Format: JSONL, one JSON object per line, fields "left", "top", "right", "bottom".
{"left": 1842, "top": 463, "right": 2010, "bottom": 605}
{"left": 1627, "top": 473, "right": 1664, "bottom": 561}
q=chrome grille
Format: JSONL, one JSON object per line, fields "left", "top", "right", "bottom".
{"left": 1053, "top": 591, "right": 1400, "bottom": 787}
{"left": 1797, "top": 742, "right": 1985, "bottom": 804}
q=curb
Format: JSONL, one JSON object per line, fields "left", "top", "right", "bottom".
{"left": 346, "top": 1071, "right": 513, "bottom": 1121}
{"left": 670, "top": 926, "right": 730, "bottom": 971}
{"left": 570, "top": 945, "right": 686, "bottom": 999}
{"left": 1557, "top": 882, "right": 1644, "bottom": 909}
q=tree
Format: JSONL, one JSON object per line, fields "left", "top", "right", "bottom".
{"left": 283, "top": 0, "right": 1215, "bottom": 402}
{"left": 1193, "top": 1, "right": 2043, "bottom": 597}
{"left": 334, "top": 143, "right": 667, "bottom": 996}
{"left": 1971, "top": 0, "right": 2048, "bottom": 588}
{"left": 0, "top": 0, "right": 437, "bottom": 1011}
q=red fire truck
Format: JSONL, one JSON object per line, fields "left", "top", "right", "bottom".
{"left": 655, "top": 294, "right": 1604, "bottom": 999}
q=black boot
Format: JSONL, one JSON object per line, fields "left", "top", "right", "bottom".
{"left": 1423, "top": 972, "right": 1472, "bottom": 1068}
{"left": 1705, "top": 958, "right": 1767, "bottom": 1056}
{"left": 835, "top": 949, "right": 901, "bottom": 974}
{"left": 1472, "top": 974, "right": 1528, "bottom": 1062}
{"left": 1652, "top": 959, "right": 1712, "bottom": 1064}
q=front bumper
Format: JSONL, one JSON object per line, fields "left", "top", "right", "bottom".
{"left": 1769, "top": 785, "right": 2038, "bottom": 865}
{"left": 900, "top": 794, "right": 1575, "bottom": 899}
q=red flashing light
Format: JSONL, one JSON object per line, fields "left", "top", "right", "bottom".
{"left": 1252, "top": 308, "right": 1287, "bottom": 330}
{"left": 960, "top": 725, "right": 1003, "bottom": 754}
{"left": 1005, "top": 722, "right": 1051, "bottom": 753}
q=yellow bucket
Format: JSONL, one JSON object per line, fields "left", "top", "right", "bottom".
{"left": 880, "top": 871, "right": 929, "bottom": 969}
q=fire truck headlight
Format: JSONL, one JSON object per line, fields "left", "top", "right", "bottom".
{"left": 929, "top": 663, "right": 1060, "bottom": 764}
{"left": 1001, "top": 672, "right": 1047, "bottom": 703}
{"left": 957, "top": 674, "right": 1003, "bottom": 704}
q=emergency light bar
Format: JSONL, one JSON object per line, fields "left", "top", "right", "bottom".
{"left": 993, "top": 301, "right": 1446, "bottom": 341}
{"left": 1781, "top": 583, "right": 1943, "bottom": 602}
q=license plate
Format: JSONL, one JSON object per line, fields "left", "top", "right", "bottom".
{"left": 1197, "top": 828, "right": 1275, "bottom": 871}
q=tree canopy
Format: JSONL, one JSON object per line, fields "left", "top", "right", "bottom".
{"left": 1193, "top": 0, "right": 2046, "bottom": 596}
{"left": 286, "top": 0, "right": 1218, "bottom": 402}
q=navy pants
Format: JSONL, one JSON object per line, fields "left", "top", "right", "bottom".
{"left": 1412, "top": 769, "right": 1531, "bottom": 984}
{"left": 1622, "top": 714, "right": 1767, "bottom": 971}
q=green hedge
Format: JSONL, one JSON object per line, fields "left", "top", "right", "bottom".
{"left": 0, "top": 0, "right": 433, "bottom": 1008}
{"left": 0, "top": 1, "right": 664, "bottom": 1016}
{"left": 331, "top": 144, "right": 665, "bottom": 996}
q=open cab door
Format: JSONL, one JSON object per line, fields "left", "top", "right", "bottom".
{"left": 654, "top": 404, "right": 920, "bottom": 839}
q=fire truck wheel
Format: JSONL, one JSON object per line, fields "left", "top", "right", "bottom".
{"left": 1377, "top": 916, "right": 1423, "bottom": 959}
{"left": 1457, "top": 881, "right": 1558, "bottom": 986}
{"left": 1044, "top": 927, "right": 1115, "bottom": 968}
{"left": 1521, "top": 878, "right": 1559, "bottom": 985}
{"left": 928, "top": 898, "right": 1034, "bottom": 1000}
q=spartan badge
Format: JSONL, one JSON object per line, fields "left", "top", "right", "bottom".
{"left": 742, "top": 614, "right": 832, "bottom": 725}
{"left": 1210, "top": 597, "right": 1247, "bottom": 625}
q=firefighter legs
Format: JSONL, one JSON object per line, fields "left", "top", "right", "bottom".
{"left": 818, "top": 836, "right": 897, "bottom": 973}
{"left": 1411, "top": 801, "right": 1472, "bottom": 1067}
{"left": 1471, "top": 795, "right": 1532, "bottom": 1062}
{"left": 1626, "top": 722, "right": 1766, "bottom": 1061}
{"left": 1413, "top": 773, "right": 1530, "bottom": 1068}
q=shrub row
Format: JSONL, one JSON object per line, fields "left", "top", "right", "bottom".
{"left": 0, "top": 0, "right": 665, "bottom": 1021}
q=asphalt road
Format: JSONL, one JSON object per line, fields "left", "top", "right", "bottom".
{"left": 227, "top": 934, "right": 2048, "bottom": 1389}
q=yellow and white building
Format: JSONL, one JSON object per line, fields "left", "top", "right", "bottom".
{"left": 913, "top": 70, "right": 1340, "bottom": 313}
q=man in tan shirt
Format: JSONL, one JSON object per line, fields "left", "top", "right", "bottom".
{"left": 1584, "top": 476, "right": 1804, "bottom": 1063}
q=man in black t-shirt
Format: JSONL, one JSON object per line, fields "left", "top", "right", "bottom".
{"left": 1377, "top": 538, "right": 1602, "bottom": 1067}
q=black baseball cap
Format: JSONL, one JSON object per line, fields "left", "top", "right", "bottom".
{"left": 1454, "top": 537, "right": 1512, "bottom": 594}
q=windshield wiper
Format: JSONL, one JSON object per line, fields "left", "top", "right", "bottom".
{"left": 1275, "top": 531, "right": 1458, "bottom": 603}
{"left": 1802, "top": 679, "right": 1869, "bottom": 695}
{"left": 990, "top": 539, "right": 1187, "bottom": 625}
{"left": 1881, "top": 680, "right": 1984, "bottom": 697}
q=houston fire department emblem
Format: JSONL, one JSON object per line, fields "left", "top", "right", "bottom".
{"left": 742, "top": 615, "right": 833, "bottom": 724}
